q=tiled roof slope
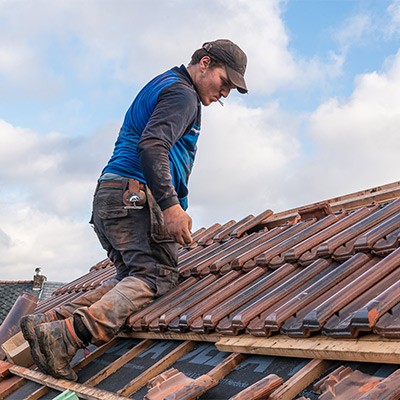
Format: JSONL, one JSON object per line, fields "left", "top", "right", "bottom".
{"left": 2, "top": 180, "right": 400, "bottom": 399}
{"left": 35, "top": 180, "right": 400, "bottom": 340}
{"left": 39, "top": 281, "right": 66, "bottom": 300}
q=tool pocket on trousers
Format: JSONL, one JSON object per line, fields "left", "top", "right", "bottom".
{"left": 155, "top": 264, "right": 179, "bottom": 297}
{"left": 97, "top": 208, "right": 128, "bottom": 219}
{"left": 146, "top": 187, "right": 174, "bottom": 244}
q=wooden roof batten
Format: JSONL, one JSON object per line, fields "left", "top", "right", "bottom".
{"left": 119, "top": 330, "right": 400, "bottom": 365}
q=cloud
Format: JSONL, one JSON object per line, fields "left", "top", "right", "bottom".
{"left": 0, "top": 119, "right": 118, "bottom": 216}
{"left": 189, "top": 99, "right": 300, "bottom": 226}
{"left": 0, "top": 120, "right": 115, "bottom": 281}
{"left": 334, "top": 14, "right": 372, "bottom": 53}
{"left": 66, "top": 0, "right": 297, "bottom": 93}
{"left": 0, "top": 0, "right": 297, "bottom": 97}
{"left": 294, "top": 49, "right": 400, "bottom": 203}
{"left": 0, "top": 40, "right": 63, "bottom": 101}
{"left": 0, "top": 200, "right": 103, "bottom": 282}
{"left": 294, "top": 51, "right": 345, "bottom": 93}
{"left": 0, "top": 120, "right": 64, "bottom": 179}
{"left": 387, "top": 0, "right": 400, "bottom": 36}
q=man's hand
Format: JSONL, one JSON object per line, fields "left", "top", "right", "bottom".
{"left": 163, "top": 204, "right": 192, "bottom": 245}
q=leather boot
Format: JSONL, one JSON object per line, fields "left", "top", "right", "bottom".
{"left": 20, "top": 310, "right": 59, "bottom": 373}
{"left": 36, "top": 317, "right": 86, "bottom": 381}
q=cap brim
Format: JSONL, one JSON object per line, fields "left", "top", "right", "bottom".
{"left": 226, "top": 65, "right": 248, "bottom": 94}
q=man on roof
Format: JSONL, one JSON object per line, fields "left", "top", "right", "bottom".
{"left": 21, "top": 39, "right": 248, "bottom": 381}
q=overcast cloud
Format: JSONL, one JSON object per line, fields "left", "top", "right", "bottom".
{"left": 0, "top": 0, "right": 399, "bottom": 282}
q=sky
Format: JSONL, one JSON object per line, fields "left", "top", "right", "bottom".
{"left": 1, "top": 0, "right": 400, "bottom": 283}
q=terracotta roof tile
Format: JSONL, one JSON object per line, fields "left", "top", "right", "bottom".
{"left": 231, "top": 221, "right": 311, "bottom": 270}
{"left": 212, "top": 215, "right": 254, "bottom": 242}
{"left": 372, "top": 226, "right": 400, "bottom": 256}
{"left": 158, "top": 271, "right": 240, "bottom": 333}
{"left": 322, "top": 265, "right": 400, "bottom": 337}
{"left": 373, "top": 301, "right": 400, "bottom": 338}
{"left": 295, "top": 207, "right": 374, "bottom": 266}
{"left": 214, "top": 265, "right": 297, "bottom": 335}
{"left": 313, "top": 365, "right": 400, "bottom": 399}
{"left": 316, "top": 199, "right": 400, "bottom": 259}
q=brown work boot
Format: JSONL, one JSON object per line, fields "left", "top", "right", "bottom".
{"left": 36, "top": 317, "right": 86, "bottom": 381}
{"left": 20, "top": 311, "right": 59, "bottom": 374}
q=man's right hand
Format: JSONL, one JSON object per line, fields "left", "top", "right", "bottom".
{"left": 163, "top": 204, "right": 192, "bottom": 246}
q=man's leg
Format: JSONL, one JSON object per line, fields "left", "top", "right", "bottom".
{"left": 20, "top": 275, "right": 120, "bottom": 372}
{"left": 33, "top": 275, "right": 155, "bottom": 380}
{"left": 31, "top": 183, "right": 180, "bottom": 380}
{"left": 73, "top": 275, "right": 155, "bottom": 345}
{"left": 35, "top": 276, "right": 154, "bottom": 381}
{"left": 21, "top": 233, "right": 126, "bottom": 372}
{"left": 52, "top": 276, "right": 121, "bottom": 319}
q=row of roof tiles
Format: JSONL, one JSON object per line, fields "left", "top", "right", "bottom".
{"left": 125, "top": 249, "right": 400, "bottom": 339}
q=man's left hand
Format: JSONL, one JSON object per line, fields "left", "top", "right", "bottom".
{"left": 163, "top": 204, "right": 192, "bottom": 245}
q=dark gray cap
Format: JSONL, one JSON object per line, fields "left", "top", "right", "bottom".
{"left": 202, "top": 39, "right": 248, "bottom": 94}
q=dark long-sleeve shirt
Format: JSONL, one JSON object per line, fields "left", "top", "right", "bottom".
{"left": 102, "top": 65, "right": 201, "bottom": 210}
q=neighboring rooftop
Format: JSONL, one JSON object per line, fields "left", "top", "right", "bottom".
{"left": 0, "top": 269, "right": 65, "bottom": 324}
{"left": 1, "top": 180, "right": 400, "bottom": 399}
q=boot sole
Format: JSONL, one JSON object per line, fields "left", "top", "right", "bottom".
{"left": 20, "top": 316, "right": 50, "bottom": 374}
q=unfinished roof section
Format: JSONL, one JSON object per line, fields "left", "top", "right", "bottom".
{"left": 1, "top": 338, "right": 399, "bottom": 399}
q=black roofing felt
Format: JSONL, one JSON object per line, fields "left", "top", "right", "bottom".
{"left": 4, "top": 380, "right": 44, "bottom": 400}
{"left": 5, "top": 338, "right": 310, "bottom": 399}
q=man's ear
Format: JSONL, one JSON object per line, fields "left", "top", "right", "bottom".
{"left": 199, "top": 55, "right": 211, "bottom": 71}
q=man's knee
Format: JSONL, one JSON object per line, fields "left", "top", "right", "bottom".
{"left": 108, "top": 276, "right": 156, "bottom": 310}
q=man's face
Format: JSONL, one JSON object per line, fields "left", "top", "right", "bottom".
{"left": 195, "top": 59, "right": 236, "bottom": 106}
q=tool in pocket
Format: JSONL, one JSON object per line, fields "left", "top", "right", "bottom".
{"left": 123, "top": 179, "right": 146, "bottom": 209}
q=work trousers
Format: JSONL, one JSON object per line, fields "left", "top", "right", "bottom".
{"left": 69, "top": 181, "right": 179, "bottom": 345}
{"left": 53, "top": 277, "right": 120, "bottom": 320}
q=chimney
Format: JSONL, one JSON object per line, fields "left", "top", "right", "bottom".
{"left": 32, "top": 267, "right": 47, "bottom": 290}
